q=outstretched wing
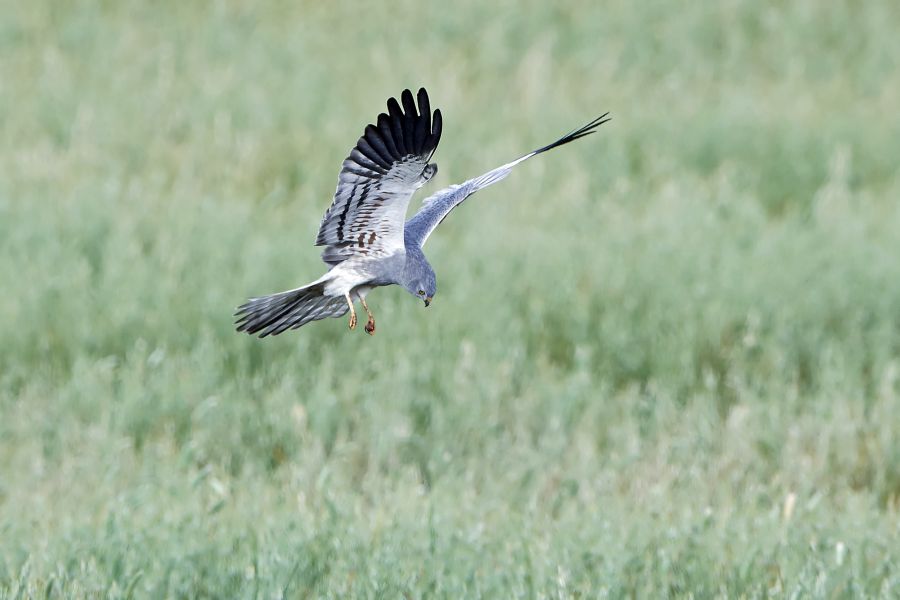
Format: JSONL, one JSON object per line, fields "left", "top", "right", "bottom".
{"left": 404, "top": 113, "right": 610, "bottom": 248}
{"left": 316, "top": 88, "right": 442, "bottom": 266}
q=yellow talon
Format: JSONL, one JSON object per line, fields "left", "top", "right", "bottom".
{"left": 346, "top": 293, "right": 357, "bottom": 330}
{"left": 361, "top": 297, "right": 375, "bottom": 335}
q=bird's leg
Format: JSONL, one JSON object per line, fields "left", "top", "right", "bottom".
{"left": 345, "top": 293, "right": 357, "bottom": 330}
{"left": 361, "top": 297, "right": 375, "bottom": 335}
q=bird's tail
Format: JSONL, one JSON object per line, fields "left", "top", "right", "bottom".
{"left": 234, "top": 280, "right": 349, "bottom": 337}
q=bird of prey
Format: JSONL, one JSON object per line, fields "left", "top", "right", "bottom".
{"left": 235, "top": 88, "right": 609, "bottom": 337}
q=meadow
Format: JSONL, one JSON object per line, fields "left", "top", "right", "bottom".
{"left": 2, "top": 0, "right": 900, "bottom": 597}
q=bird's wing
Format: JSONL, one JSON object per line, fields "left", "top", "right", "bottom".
{"left": 404, "top": 113, "right": 610, "bottom": 248}
{"left": 316, "top": 88, "right": 442, "bottom": 266}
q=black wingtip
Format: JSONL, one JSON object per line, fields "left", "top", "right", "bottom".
{"left": 531, "top": 112, "right": 611, "bottom": 156}
{"left": 340, "top": 89, "right": 441, "bottom": 178}
{"left": 416, "top": 88, "right": 430, "bottom": 117}
{"left": 432, "top": 107, "right": 442, "bottom": 136}
{"left": 350, "top": 88, "right": 441, "bottom": 168}
{"left": 400, "top": 89, "right": 417, "bottom": 116}
{"left": 426, "top": 107, "right": 443, "bottom": 162}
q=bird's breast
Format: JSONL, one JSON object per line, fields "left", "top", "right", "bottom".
{"left": 323, "top": 253, "right": 405, "bottom": 296}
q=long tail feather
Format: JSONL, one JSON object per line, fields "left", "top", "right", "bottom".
{"left": 234, "top": 281, "right": 348, "bottom": 337}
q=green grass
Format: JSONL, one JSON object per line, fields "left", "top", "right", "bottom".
{"left": 2, "top": 0, "right": 900, "bottom": 597}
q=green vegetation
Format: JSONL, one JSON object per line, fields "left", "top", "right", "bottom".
{"left": 2, "top": 1, "right": 899, "bottom": 596}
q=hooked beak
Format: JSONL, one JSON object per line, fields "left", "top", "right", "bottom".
{"left": 424, "top": 296, "right": 432, "bottom": 307}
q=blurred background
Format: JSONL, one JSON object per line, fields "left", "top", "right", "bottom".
{"left": 2, "top": 0, "right": 899, "bottom": 596}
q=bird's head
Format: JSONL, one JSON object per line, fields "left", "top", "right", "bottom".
{"left": 402, "top": 269, "right": 436, "bottom": 307}
{"left": 401, "top": 247, "right": 437, "bottom": 307}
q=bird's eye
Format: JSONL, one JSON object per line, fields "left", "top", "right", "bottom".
{"left": 418, "top": 290, "right": 425, "bottom": 296}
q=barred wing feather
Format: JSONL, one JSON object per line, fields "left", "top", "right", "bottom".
{"left": 317, "top": 88, "right": 442, "bottom": 266}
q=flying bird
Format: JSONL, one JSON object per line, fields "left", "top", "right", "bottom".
{"left": 235, "top": 88, "right": 609, "bottom": 337}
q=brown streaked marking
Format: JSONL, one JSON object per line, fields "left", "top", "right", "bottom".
{"left": 368, "top": 232, "right": 377, "bottom": 246}
{"left": 357, "top": 233, "right": 365, "bottom": 248}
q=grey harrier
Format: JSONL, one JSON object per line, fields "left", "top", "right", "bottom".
{"left": 236, "top": 88, "right": 609, "bottom": 336}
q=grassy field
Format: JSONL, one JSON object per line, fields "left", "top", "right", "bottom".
{"left": 2, "top": 0, "right": 900, "bottom": 597}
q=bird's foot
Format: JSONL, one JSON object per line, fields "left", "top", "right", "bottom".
{"left": 348, "top": 313, "right": 357, "bottom": 330}
{"left": 360, "top": 297, "right": 375, "bottom": 335}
